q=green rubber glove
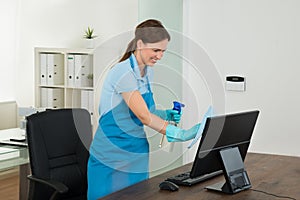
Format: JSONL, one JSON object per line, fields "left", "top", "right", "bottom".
{"left": 153, "top": 109, "right": 182, "bottom": 123}
{"left": 166, "top": 123, "right": 200, "bottom": 142}
{"left": 166, "top": 109, "right": 182, "bottom": 123}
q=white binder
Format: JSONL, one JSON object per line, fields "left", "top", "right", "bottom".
{"left": 40, "top": 54, "right": 47, "bottom": 85}
{"left": 47, "top": 54, "right": 64, "bottom": 85}
{"left": 40, "top": 88, "right": 64, "bottom": 108}
{"left": 81, "top": 90, "right": 89, "bottom": 111}
{"left": 47, "top": 54, "right": 54, "bottom": 85}
{"left": 40, "top": 88, "right": 48, "bottom": 108}
{"left": 88, "top": 90, "right": 94, "bottom": 124}
{"left": 52, "top": 54, "right": 64, "bottom": 85}
{"left": 81, "top": 90, "right": 94, "bottom": 124}
{"left": 74, "top": 55, "right": 82, "bottom": 87}
{"left": 67, "top": 54, "right": 75, "bottom": 87}
{"left": 81, "top": 55, "right": 92, "bottom": 87}
{"left": 74, "top": 55, "right": 92, "bottom": 87}
{"left": 47, "top": 88, "right": 64, "bottom": 108}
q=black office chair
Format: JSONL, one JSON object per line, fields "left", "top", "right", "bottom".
{"left": 26, "top": 108, "right": 92, "bottom": 200}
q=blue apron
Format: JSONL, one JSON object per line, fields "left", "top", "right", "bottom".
{"left": 87, "top": 55, "right": 155, "bottom": 200}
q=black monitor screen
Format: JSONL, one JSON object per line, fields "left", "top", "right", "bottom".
{"left": 190, "top": 110, "right": 259, "bottom": 178}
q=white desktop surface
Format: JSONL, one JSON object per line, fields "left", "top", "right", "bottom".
{"left": 0, "top": 128, "right": 28, "bottom": 167}
{"left": 0, "top": 128, "right": 26, "bottom": 140}
{"left": 0, "top": 128, "right": 29, "bottom": 200}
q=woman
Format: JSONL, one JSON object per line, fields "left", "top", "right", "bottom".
{"left": 87, "top": 19, "right": 200, "bottom": 199}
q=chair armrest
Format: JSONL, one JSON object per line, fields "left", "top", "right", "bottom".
{"left": 27, "top": 175, "right": 69, "bottom": 194}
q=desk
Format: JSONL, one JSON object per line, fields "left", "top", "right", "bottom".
{"left": 102, "top": 153, "right": 300, "bottom": 200}
{"left": 0, "top": 128, "right": 29, "bottom": 200}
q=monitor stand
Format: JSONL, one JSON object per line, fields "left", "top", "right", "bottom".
{"left": 205, "top": 147, "right": 251, "bottom": 194}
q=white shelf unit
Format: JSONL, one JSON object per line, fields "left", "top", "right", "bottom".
{"left": 34, "top": 47, "right": 98, "bottom": 128}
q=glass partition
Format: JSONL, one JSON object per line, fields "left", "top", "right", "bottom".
{"left": 138, "top": 0, "right": 184, "bottom": 177}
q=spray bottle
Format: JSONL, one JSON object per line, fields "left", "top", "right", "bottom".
{"left": 159, "top": 101, "right": 185, "bottom": 149}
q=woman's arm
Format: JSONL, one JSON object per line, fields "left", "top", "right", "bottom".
{"left": 122, "top": 90, "right": 167, "bottom": 134}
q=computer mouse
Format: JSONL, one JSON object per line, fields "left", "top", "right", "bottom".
{"left": 159, "top": 181, "right": 179, "bottom": 191}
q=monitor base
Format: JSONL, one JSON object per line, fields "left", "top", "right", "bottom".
{"left": 206, "top": 181, "right": 251, "bottom": 194}
{"left": 205, "top": 147, "right": 252, "bottom": 194}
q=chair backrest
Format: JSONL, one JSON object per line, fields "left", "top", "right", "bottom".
{"left": 26, "top": 108, "right": 92, "bottom": 199}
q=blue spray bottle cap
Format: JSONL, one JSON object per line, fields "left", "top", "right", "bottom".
{"left": 172, "top": 101, "right": 185, "bottom": 113}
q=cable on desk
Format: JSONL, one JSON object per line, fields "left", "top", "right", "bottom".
{"left": 250, "top": 188, "right": 297, "bottom": 200}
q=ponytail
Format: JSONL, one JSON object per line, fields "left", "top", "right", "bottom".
{"left": 119, "top": 39, "right": 136, "bottom": 62}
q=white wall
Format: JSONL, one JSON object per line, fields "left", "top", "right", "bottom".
{"left": 0, "top": 0, "right": 18, "bottom": 102}
{"left": 2, "top": 0, "right": 299, "bottom": 158}
{"left": 14, "top": 0, "right": 138, "bottom": 106}
{"left": 184, "top": 0, "right": 300, "bottom": 157}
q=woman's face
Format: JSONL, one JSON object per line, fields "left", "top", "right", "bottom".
{"left": 137, "top": 39, "right": 169, "bottom": 66}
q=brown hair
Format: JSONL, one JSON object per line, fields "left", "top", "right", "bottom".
{"left": 119, "top": 19, "right": 170, "bottom": 62}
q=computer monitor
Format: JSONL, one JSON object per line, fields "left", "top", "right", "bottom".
{"left": 190, "top": 110, "right": 259, "bottom": 193}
